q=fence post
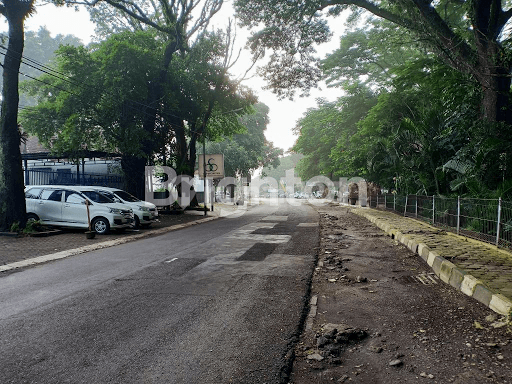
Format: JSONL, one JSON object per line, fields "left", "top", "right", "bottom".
{"left": 496, "top": 197, "right": 502, "bottom": 247}
{"left": 415, "top": 195, "right": 418, "bottom": 218}
{"left": 393, "top": 194, "right": 396, "bottom": 212}
{"left": 432, "top": 195, "right": 435, "bottom": 224}
{"left": 404, "top": 195, "right": 408, "bottom": 217}
{"left": 385, "top": 194, "right": 387, "bottom": 210}
{"left": 456, "top": 196, "right": 461, "bottom": 235}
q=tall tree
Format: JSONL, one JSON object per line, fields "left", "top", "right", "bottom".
{"left": 20, "top": 31, "right": 164, "bottom": 157}
{"left": 0, "top": 0, "right": 35, "bottom": 231}
{"left": 21, "top": 29, "right": 255, "bottom": 203}
{"left": 261, "top": 153, "right": 303, "bottom": 181}
{"left": 1, "top": 26, "right": 82, "bottom": 105}
{"left": 292, "top": 86, "right": 377, "bottom": 181}
{"left": 234, "top": 0, "right": 512, "bottom": 125}
{"left": 204, "top": 103, "right": 282, "bottom": 179}
{"left": 76, "top": 0, "right": 228, "bottom": 198}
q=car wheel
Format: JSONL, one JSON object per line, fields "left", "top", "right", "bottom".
{"left": 92, "top": 217, "right": 110, "bottom": 235}
{"left": 133, "top": 215, "right": 140, "bottom": 229}
{"left": 26, "top": 213, "right": 39, "bottom": 222}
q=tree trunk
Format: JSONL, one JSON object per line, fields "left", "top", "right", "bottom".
{"left": 470, "top": 0, "right": 512, "bottom": 124}
{"left": 474, "top": 44, "right": 512, "bottom": 125}
{"left": 130, "top": 40, "right": 181, "bottom": 198}
{"left": 0, "top": 5, "right": 30, "bottom": 230}
{"left": 121, "top": 155, "right": 146, "bottom": 199}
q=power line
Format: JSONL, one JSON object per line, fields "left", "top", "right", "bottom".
{"left": 0, "top": 44, "right": 191, "bottom": 125}
{"left": 1, "top": 41, "right": 249, "bottom": 142}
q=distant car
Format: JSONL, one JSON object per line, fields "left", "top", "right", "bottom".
{"left": 92, "top": 187, "right": 158, "bottom": 228}
{"left": 25, "top": 185, "right": 133, "bottom": 235}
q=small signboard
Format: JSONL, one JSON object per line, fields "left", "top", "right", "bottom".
{"left": 198, "top": 153, "right": 224, "bottom": 179}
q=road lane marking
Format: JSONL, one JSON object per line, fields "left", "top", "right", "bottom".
{"left": 261, "top": 216, "right": 288, "bottom": 221}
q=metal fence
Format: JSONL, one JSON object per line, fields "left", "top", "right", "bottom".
{"left": 25, "top": 169, "right": 124, "bottom": 190}
{"left": 368, "top": 194, "right": 512, "bottom": 249}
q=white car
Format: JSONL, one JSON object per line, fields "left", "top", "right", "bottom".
{"left": 91, "top": 187, "right": 158, "bottom": 228}
{"left": 25, "top": 185, "right": 133, "bottom": 235}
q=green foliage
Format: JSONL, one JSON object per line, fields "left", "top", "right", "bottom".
{"left": 234, "top": 0, "right": 330, "bottom": 98}
{"left": 20, "top": 31, "right": 162, "bottom": 157}
{"left": 292, "top": 86, "right": 378, "bottom": 181}
{"left": 20, "top": 28, "right": 255, "bottom": 172}
{"left": 9, "top": 221, "right": 20, "bottom": 233}
{"left": 1, "top": 26, "right": 82, "bottom": 107}
{"left": 322, "top": 19, "right": 422, "bottom": 90}
{"left": 23, "top": 219, "right": 42, "bottom": 234}
{"left": 443, "top": 121, "right": 512, "bottom": 198}
{"left": 203, "top": 103, "right": 282, "bottom": 177}
{"left": 261, "top": 153, "right": 304, "bottom": 180}
{"left": 289, "top": 14, "right": 508, "bottom": 198}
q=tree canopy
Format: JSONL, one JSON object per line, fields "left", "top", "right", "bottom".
{"left": 20, "top": 29, "right": 255, "bottom": 167}
{"left": 290, "top": 12, "right": 512, "bottom": 197}
{"left": 204, "top": 103, "right": 282, "bottom": 179}
{"left": 234, "top": 0, "right": 512, "bottom": 125}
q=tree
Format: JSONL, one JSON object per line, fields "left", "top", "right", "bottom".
{"left": 292, "top": 86, "right": 377, "bottom": 181}
{"left": 0, "top": 0, "right": 35, "bottom": 231}
{"left": 292, "top": 100, "right": 341, "bottom": 180}
{"left": 234, "top": 0, "right": 512, "bottom": 126}
{"left": 283, "top": 12, "right": 512, "bottom": 196}
{"left": 169, "top": 27, "right": 257, "bottom": 178}
{"left": 20, "top": 31, "right": 164, "bottom": 157}
{"left": 204, "top": 103, "right": 282, "bottom": 179}
{"left": 21, "top": 28, "right": 256, "bottom": 204}
{"left": 75, "top": 0, "right": 241, "bottom": 198}
{"left": 321, "top": 18, "right": 428, "bottom": 90}
{"left": 325, "top": 59, "right": 475, "bottom": 195}
{"left": 261, "top": 153, "right": 303, "bottom": 181}
{"left": 1, "top": 26, "right": 82, "bottom": 107}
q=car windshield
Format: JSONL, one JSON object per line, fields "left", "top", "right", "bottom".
{"left": 114, "top": 190, "right": 140, "bottom": 202}
{"left": 97, "top": 191, "right": 119, "bottom": 202}
{"left": 82, "top": 190, "right": 114, "bottom": 204}
{"left": 25, "top": 188, "right": 43, "bottom": 199}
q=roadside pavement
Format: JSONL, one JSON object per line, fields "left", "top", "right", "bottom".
{"left": 350, "top": 206, "right": 512, "bottom": 317}
{"left": 291, "top": 204, "right": 512, "bottom": 384}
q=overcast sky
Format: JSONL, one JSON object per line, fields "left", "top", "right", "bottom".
{"left": 6, "top": 2, "right": 347, "bottom": 153}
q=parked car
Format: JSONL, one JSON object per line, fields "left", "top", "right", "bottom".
{"left": 25, "top": 185, "right": 133, "bottom": 234}
{"left": 91, "top": 187, "right": 158, "bottom": 228}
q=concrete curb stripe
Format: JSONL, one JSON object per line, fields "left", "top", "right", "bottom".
{"left": 306, "top": 295, "right": 318, "bottom": 331}
{"left": 0, "top": 216, "right": 219, "bottom": 272}
{"left": 350, "top": 208, "right": 512, "bottom": 317}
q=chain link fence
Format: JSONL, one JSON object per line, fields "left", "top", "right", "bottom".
{"left": 369, "top": 194, "right": 512, "bottom": 249}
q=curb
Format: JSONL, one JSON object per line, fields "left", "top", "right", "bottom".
{"left": 0, "top": 216, "right": 219, "bottom": 273}
{"left": 351, "top": 208, "right": 512, "bottom": 318}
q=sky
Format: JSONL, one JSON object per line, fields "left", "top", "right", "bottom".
{"left": 11, "top": 2, "right": 347, "bottom": 153}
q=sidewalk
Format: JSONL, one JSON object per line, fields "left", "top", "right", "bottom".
{"left": 0, "top": 204, "right": 242, "bottom": 273}
{"left": 351, "top": 206, "right": 512, "bottom": 317}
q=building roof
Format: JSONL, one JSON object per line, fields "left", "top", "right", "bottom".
{"left": 20, "top": 135, "right": 120, "bottom": 161}
{"left": 21, "top": 135, "right": 48, "bottom": 155}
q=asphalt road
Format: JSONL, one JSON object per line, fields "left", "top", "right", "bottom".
{"left": 0, "top": 201, "right": 318, "bottom": 384}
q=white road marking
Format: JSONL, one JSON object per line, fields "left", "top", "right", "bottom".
{"left": 261, "top": 216, "right": 288, "bottom": 221}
